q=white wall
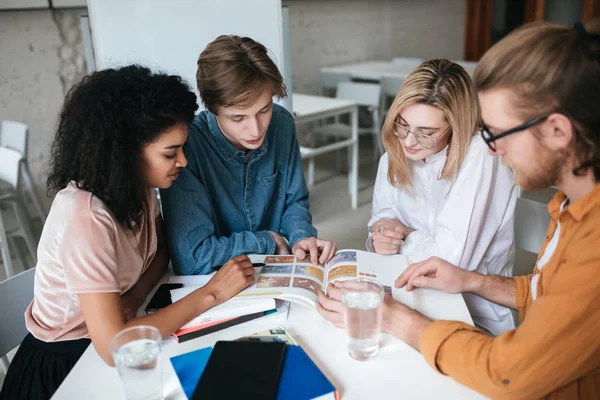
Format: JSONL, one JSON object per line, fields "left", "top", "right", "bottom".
{"left": 0, "top": 9, "right": 88, "bottom": 209}
{"left": 285, "top": 0, "right": 465, "bottom": 94}
{"left": 0, "top": 1, "right": 465, "bottom": 207}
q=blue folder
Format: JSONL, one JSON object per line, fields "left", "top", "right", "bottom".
{"left": 170, "top": 344, "right": 337, "bottom": 400}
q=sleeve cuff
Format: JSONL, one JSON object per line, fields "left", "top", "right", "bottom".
{"left": 366, "top": 233, "right": 375, "bottom": 252}
{"left": 513, "top": 275, "right": 533, "bottom": 322}
{"left": 289, "top": 230, "right": 317, "bottom": 248}
{"left": 399, "top": 230, "right": 428, "bottom": 257}
{"left": 255, "top": 230, "right": 276, "bottom": 254}
{"left": 420, "top": 320, "right": 481, "bottom": 374}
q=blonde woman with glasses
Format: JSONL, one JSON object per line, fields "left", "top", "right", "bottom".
{"left": 367, "top": 59, "right": 517, "bottom": 335}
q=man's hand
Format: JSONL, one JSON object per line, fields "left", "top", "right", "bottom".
{"left": 370, "top": 218, "right": 411, "bottom": 255}
{"left": 292, "top": 237, "right": 337, "bottom": 265}
{"left": 381, "top": 293, "right": 431, "bottom": 349}
{"left": 204, "top": 255, "right": 256, "bottom": 303}
{"left": 394, "top": 256, "right": 469, "bottom": 293}
{"left": 269, "top": 231, "right": 291, "bottom": 255}
{"left": 316, "top": 282, "right": 345, "bottom": 328}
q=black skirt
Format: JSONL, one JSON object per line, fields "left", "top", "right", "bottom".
{"left": 0, "top": 333, "right": 91, "bottom": 400}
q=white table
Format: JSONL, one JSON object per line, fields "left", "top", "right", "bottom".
{"left": 321, "top": 60, "right": 476, "bottom": 82}
{"left": 292, "top": 93, "right": 359, "bottom": 209}
{"left": 53, "top": 280, "right": 486, "bottom": 400}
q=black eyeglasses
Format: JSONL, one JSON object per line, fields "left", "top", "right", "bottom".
{"left": 481, "top": 116, "right": 548, "bottom": 151}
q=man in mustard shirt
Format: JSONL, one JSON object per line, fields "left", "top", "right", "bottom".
{"left": 317, "top": 22, "right": 600, "bottom": 400}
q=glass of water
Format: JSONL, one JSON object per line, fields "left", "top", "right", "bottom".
{"left": 110, "top": 326, "right": 163, "bottom": 400}
{"left": 340, "top": 278, "right": 384, "bottom": 361}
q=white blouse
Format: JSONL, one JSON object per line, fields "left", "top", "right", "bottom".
{"left": 368, "top": 135, "right": 517, "bottom": 335}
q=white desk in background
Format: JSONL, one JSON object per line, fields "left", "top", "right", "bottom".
{"left": 52, "top": 275, "right": 486, "bottom": 400}
{"left": 292, "top": 93, "right": 359, "bottom": 209}
{"left": 321, "top": 60, "right": 476, "bottom": 82}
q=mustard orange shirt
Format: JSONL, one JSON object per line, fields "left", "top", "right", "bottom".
{"left": 420, "top": 185, "right": 600, "bottom": 400}
{"left": 25, "top": 183, "right": 160, "bottom": 342}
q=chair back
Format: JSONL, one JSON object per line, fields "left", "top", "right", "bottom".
{"left": 0, "top": 147, "right": 22, "bottom": 188}
{"left": 515, "top": 197, "right": 551, "bottom": 255}
{"left": 380, "top": 76, "right": 405, "bottom": 98}
{"left": 318, "top": 71, "right": 351, "bottom": 96}
{"left": 0, "top": 121, "right": 28, "bottom": 156}
{"left": 336, "top": 81, "right": 381, "bottom": 108}
{"left": 391, "top": 57, "right": 424, "bottom": 66}
{"left": 451, "top": 60, "right": 478, "bottom": 70}
{"left": 0, "top": 268, "right": 35, "bottom": 356}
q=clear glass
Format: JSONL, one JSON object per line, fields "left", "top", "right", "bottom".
{"left": 110, "top": 326, "right": 163, "bottom": 400}
{"left": 340, "top": 278, "right": 384, "bottom": 361}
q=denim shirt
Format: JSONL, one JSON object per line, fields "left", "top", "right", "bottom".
{"left": 160, "top": 103, "right": 317, "bottom": 275}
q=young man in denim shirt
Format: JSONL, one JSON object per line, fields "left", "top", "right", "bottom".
{"left": 160, "top": 35, "right": 336, "bottom": 275}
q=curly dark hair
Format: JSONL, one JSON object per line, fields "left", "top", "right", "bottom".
{"left": 47, "top": 65, "right": 198, "bottom": 228}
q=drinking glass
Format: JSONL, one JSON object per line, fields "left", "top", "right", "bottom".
{"left": 110, "top": 325, "right": 163, "bottom": 400}
{"left": 340, "top": 278, "right": 384, "bottom": 361}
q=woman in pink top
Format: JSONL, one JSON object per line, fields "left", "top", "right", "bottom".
{"left": 0, "top": 65, "right": 257, "bottom": 400}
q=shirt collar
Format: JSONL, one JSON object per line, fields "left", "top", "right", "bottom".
{"left": 207, "top": 112, "right": 269, "bottom": 161}
{"left": 552, "top": 183, "right": 600, "bottom": 222}
{"left": 424, "top": 145, "right": 449, "bottom": 164}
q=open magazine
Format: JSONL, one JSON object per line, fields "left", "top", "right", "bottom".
{"left": 168, "top": 249, "right": 474, "bottom": 326}
{"left": 235, "top": 249, "right": 411, "bottom": 307}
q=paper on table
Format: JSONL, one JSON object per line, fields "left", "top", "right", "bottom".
{"left": 393, "top": 286, "right": 473, "bottom": 326}
{"left": 168, "top": 274, "right": 214, "bottom": 286}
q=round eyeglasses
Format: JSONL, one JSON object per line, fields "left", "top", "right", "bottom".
{"left": 392, "top": 123, "right": 451, "bottom": 149}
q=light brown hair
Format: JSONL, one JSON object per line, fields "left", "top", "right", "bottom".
{"left": 382, "top": 59, "right": 480, "bottom": 187}
{"left": 196, "top": 35, "right": 287, "bottom": 114}
{"left": 474, "top": 22, "right": 600, "bottom": 180}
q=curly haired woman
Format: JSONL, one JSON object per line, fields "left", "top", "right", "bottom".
{"left": 0, "top": 65, "right": 256, "bottom": 400}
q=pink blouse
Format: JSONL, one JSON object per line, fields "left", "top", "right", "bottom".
{"left": 25, "top": 183, "right": 159, "bottom": 341}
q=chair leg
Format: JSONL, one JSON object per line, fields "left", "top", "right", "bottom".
{"left": 307, "top": 158, "right": 315, "bottom": 187}
{"left": 8, "top": 236, "right": 27, "bottom": 272}
{"left": 12, "top": 200, "right": 37, "bottom": 264}
{"left": 0, "top": 212, "right": 14, "bottom": 278}
{"left": 1, "top": 355, "right": 10, "bottom": 373}
{"left": 20, "top": 161, "right": 47, "bottom": 224}
{"left": 336, "top": 149, "right": 343, "bottom": 174}
{"left": 372, "top": 109, "right": 383, "bottom": 159}
{"left": 347, "top": 147, "right": 352, "bottom": 194}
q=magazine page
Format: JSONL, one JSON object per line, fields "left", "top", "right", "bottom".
{"left": 236, "top": 255, "right": 326, "bottom": 307}
{"left": 325, "top": 249, "right": 411, "bottom": 292}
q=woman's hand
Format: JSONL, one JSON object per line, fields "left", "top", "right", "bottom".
{"left": 370, "top": 218, "right": 411, "bottom": 254}
{"left": 204, "top": 255, "right": 256, "bottom": 303}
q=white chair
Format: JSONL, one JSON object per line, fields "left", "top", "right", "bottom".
{"left": 1, "top": 121, "right": 47, "bottom": 224}
{"left": 0, "top": 147, "right": 38, "bottom": 278}
{"left": 310, "top": 81, "right": 383, "bottom": 169}
{"left": 317, "top": 71, "right": 352, "bottom": 97}
{"left": 0, "top": 268, "right": 35, "bottom": 373}
{"left": 379, "top": 76, "right": 405, "bottom": 120}
{"left": 514, "top": 197, "right": 551, "bottom": 276}
{"left": 391, "top": 57, "right": 424, "bottom": 66}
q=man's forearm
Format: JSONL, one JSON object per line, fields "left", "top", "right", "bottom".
{"left": 465, "top": 272, "right": 517, "bottom": 310}
{"left": 385, "top": 307, "right": 432, "bottom": 350}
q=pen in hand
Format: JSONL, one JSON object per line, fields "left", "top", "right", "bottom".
{"left": 210, "top": 262, "right": 265, "bottom": 272}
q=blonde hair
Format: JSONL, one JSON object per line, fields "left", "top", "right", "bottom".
{"left": 196, "top": 35, "right": 287, "bottom": 114}
{"left": 474, "top": 22, "right": 600, "bottom": 180}
{"left": 382, "top": 59, "right": 480, "bottom": 187}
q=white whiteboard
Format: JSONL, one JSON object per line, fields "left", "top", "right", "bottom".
{"left": 87, "top": 0, "right": 286, "bottom": 109}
